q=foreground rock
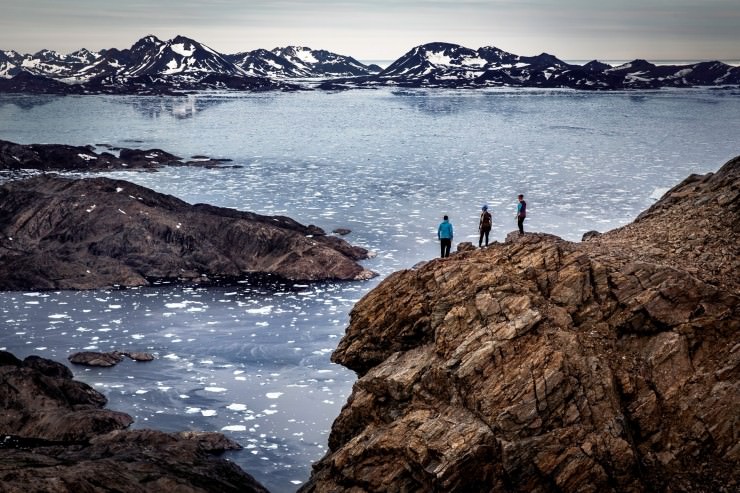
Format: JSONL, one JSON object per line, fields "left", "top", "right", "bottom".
{"left": 0, "top": 139, "right": 234, "bottom": 172}
{"left": 301, "top": 157, "right": 740, "bottom": 492}
{"left": 0, "top": 351, "right": 268, "bottom": 492}
{"left": 0, "top": 175, "right": 374, "bottom": 290}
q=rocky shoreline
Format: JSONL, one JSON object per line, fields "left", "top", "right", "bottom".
{"left": 0, "top": 350, "right": 269, "bottom": 492}
{"left": 0, "top": 139, "right": 236, "bottom": 172}
{"left": 300, "top": 157, "right": 740, "bottom": 491}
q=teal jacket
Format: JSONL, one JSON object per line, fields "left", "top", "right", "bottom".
{"left": 438, "top": 220, "right": 453, "bottom": 240}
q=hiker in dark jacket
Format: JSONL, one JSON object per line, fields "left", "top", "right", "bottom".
{"left": 479, "top": 204, "right": 492, "bottom": 247}
{"left": 516, "top": 194, "right": 527, "bottom": 235}
{"left": 437, "top": 215, "right": 453, "bottom": 258}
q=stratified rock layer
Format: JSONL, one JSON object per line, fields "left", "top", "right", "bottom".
{"left": 0, "top": 175, "right": 374, "bottom": 289}
{"left": 301, "top": 157, "right": 740, "bottom": 492}
{"left": 0, "top": 351, "right": 269, "bottom": 493}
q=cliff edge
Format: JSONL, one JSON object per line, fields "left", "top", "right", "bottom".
{"left": 301, "top": 157, "right": 740, "bottom": 492}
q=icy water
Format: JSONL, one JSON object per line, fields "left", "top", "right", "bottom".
{"left": 1, "top": 87, "right": 739, "bottom": 492}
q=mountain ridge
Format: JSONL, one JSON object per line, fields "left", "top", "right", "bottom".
{"left": 1, "top": 36, "right": 738, "bottom": 93}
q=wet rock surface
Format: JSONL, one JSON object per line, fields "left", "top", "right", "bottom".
{"left": 0, "top": 351, "right": 269, "bottom": 492}
{"left": 301, "top": 157, "right": 740, "bottom": 492}
{"left": 0, "top": 174, "right": 374, "bottom": 290}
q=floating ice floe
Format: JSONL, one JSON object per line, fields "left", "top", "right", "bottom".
{"left": 226, "top": 403, "right": 248, "bottom": 411}
{"left": 246, "top": 306, "right": 273, "bottom": 315}
{"left": 265, "top": 392, "right": 283, "bottom": 399}
{"left": 221, "top": 425, "right": 247, "bottom": 432}
{"left": 204, "top": 386, "right": 227, "bottom": 393}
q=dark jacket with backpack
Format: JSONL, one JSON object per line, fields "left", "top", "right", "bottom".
{"left": 479, "top": 211, "right": 492, "bottom": 232}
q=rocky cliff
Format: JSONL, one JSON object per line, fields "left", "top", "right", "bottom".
{"left": 301, "top": 157, "right": 740, "bottom": 492}
{"left": 0, "top": 175, "right": 374, "bottom": 289}
{"left": 0, "top": 351, "right": 269, "bottom": 493}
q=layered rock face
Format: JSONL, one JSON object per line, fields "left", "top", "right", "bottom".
{"left": 0, "top": 351, "right": 268, "bottom": 493}
{"left": 301, "top": 157, "right": 740, "bottom": 492}
{"left": 0, "top": 175, "right": 374, "bottom": 289}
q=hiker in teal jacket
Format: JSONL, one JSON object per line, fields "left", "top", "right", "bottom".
{"left": 438, "top": 215, "right": 453, "bottom": 258}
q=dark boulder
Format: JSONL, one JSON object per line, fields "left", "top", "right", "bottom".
{"left": 68, "top": 351, "right": 125, "bottom": 367}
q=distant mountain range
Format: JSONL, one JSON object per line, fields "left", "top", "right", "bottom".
{"left": 1, "top": 36, "right": 738, "bottom": 94}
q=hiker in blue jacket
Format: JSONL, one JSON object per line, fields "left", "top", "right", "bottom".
{"left": 438, "top": 215, "right": 454, "bottom": 258}
{"left": 516, "top": 194, "right": 527, "bottom": 235}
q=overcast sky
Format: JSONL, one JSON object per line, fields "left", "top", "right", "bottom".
{"left": 1, "top": 0, "right": 738, "bottom": 61}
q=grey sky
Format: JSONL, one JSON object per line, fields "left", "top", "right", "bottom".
{"left": 1, "top": 0, "right": 738, "bottom": 61}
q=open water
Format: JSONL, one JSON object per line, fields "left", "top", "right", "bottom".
{"left": 0, "top": 87, "right": 739, "bottom": 492}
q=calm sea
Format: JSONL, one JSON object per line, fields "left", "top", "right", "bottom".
{"left": 1, "top": 87, "right": 739, "bottom": 492}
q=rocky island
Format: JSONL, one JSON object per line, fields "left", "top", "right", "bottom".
{"left": 0, "top": 174, "right": 374, "bottom": 290}
{"left": 300, "top": 156, "right": 739, "bottom": 491}
{"left": 0, "top": 139, "right": 233, "bottom": 172}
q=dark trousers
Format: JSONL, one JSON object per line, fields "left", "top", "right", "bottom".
{"left": 517, "top": 216, "right": 525, "bottom": 234}
{"left": 440, "top": 238, "right": 451, "bottom": 258}
{"left": 479, "top": 229, "right": 490, "bottom": 247}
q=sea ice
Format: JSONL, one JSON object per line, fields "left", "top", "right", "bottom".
{"left": 227, "top": 403, "right": 248, "bottom": 411}
{"left": 222, "top": 425, "right": 247, "bottom": 431}
{"left": 204, "top": 387, "right": 227, "bottom": 393}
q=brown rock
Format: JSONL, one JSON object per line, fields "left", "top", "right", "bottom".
{"left": 123, "top": 351, "right": 155, "bottom": 362}
{"left": 302, "top": 157, "right": 740, "bottom": 492}
{"left": 68, "top": 351, "right": 125, "bottom": 367}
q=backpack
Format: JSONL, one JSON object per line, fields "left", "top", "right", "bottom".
{"left": 481, "top": 211, "right": 492, "bottom": 230}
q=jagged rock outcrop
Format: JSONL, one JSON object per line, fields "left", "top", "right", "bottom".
{"left": 0, "top": 175, "right": 374, "bottom": 289}
{"left": 0, "top": 351, "right": 269, "bottom": 493}
{"left": 301, "top": 157, "right": 740, "bottom": 492}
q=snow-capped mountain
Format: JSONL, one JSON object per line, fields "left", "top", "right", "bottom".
{"left": 355, "top": 42, "right": 740, "bottom": 89}
{"left": 381, "top": 42, "right": 500, "bottom": 79}
{"left": 0, "top": 48, "right": 102, "bottom": 81}
{"left": 0, "top": 37, "right": 737, "bottom": 94}
{"left": 378, "top": 42, "right": 576, "bottom": 86}
{"left": 0, "top": 50, "right": 23, "bottom": 78}
{"left": 225, "top": 48, "right": 307, "bottom": 78}
{"left": 271, "top": 46, "right": 381, "bottom": 77}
